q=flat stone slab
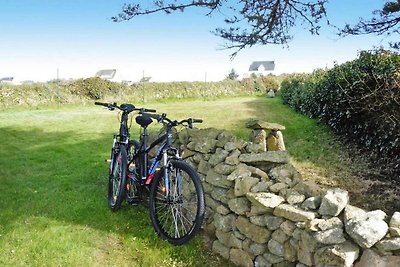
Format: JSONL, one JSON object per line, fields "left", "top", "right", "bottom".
{"left": 246, "top": 192, "right": 285, "bottom": 209}
{"left": 246, "top": 119, "right": 286, "bottom": 131}
{"left": 239, "top": 151, "right": 289, "bottom": 164}
{"left": 273, "top": 204, "right": 316, "bottom": 222}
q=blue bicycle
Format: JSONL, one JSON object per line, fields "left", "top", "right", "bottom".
{"left": 95, "top": 102, "right": 205, "bottom": 245}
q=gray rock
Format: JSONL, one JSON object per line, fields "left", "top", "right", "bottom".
{"left": 254, "top": 255, "right": 272, "bottom": 267}
{"left": 250, "top": 242, "right": 267, "bottom": 255}
{"left": 246, "top": 119, "right": 286, "bottom": 131}
{"left": 280, "top": 220, "right": 297, "bottom": 236}
{"left": 239, "top": 151, "right": 290, "bottom": 164}
{"left": 268, "top": 239, "right": 284, "bottom": 256}
{"left": 216, "top": 130, "right": 236, "bottom": 148}
{"left": 192, "top": 152, "right": 203, "bottom": 163}
{"left": 283, "top": 240, "right": 297, "bottom": 262}
{"left": 376, "top": 237, "right": 400, "bottom": 251}
{"left": 225, "top": 149, "right": 241, "bottom": 165}
{"left": 265, "top": 215, "right": 285, "bottom": 231}
{"left": 344, "top": 205, "right": 367, "bottom": 223}
{"left": 319, "top": 188, "right": 349, "bottom": 216}
{"left": 368, "top": 210, "right": 387, "bottom": 221}
{"left": 269, "top": 164, "right": 300, "bottom": 185}
{"left": 301, "top": 196, "right": 321, "bottom": 210}
{"left": 216, "top": 204, "right": 231, "bottom": 215}
{"left": 314, "top": 241, "right": 360, "bottom": 267}
{"left": 247, "top": 192, "right": 285, "bottom": 209}
{"left": 235, "top": 176, "right": 260, "bottom": 197}
{"left": 197, "top": 159, "right": 211, "bottom": 175}
{"left": 229, "top": 234, "right": 243, "bottom": 249}
{"left": 227, "top": 164, "right": 252, "bottom": 181}
{"left": 224, "top": 142, "right": 238, "bottom": 152}
{"left": 318, "top": 217, "right": 344, "bottom": 231}
{"left": 313, "top": 228, "right": 346, "bottom": 245}
{"left": 248, "top": 204, "right": 273, "bottom": 216}
{"left": 345, "top": 216, "right": 388, "bottom": 248}
{"left": 230, "top": 249, "right": 254, "bottom": 267}
{"left": 194, "top": 139, "right": 218, "bottom": 153}
{"left": 308, "top": 217, "right": 343, "bottom": 232}
{"left": 263, "top": 252, "right": 285, "bottom": 264}
{"left": 246, "top": 143, "right": 266, "bottom": 153}
{"left": 214, "top": 163, "right": 236, "bottom": 175}
{"left": 212, "top": 240, "right": 230, "bottom": 259}
{"left": 287, "top": 193, "right": 306, "bottom": 205}
{"left": 251, "top": 181, "right": 273, "bottom": 193}
{"left": 210, "top": 187, "right": 229, "bottom": 203}
{"left": 272, "top": 229, "right": 290, "bottom": 244}
{"left": 209, "top": 147, "right": 229, "bottom": 166}
{"left": 270, "top": 183, "right": 289, "bottom": 193}
{"left": 214, "top": 213, "right": 237, "bottom": 232}
{"left": 293, "top": 180, "right": 322, "bottom": 198}
{"left": 390, "top": 212, "right": 400, "bottom": 228}
{"left": 228, "top": 197, "right": 251, "bottom": 215}
{"left": 235, "top": 216, "right": 271, "bottom": 243}
{"left": 215, "top": 229, "right": 231, "bottom": 247}
{"left": 206, "top": 169, "right": 233, "bottom": 189}
{"left": 273, "top": 204, "right": 316, "bottom": 222}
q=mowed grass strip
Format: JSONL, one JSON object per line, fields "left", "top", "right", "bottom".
{"left": 0, "top": 96, "right": 368, "bottom": 266}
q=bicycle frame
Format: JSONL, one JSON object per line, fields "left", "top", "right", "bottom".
{"left": 130, "top": 125, "right": 180, "bottom": 192}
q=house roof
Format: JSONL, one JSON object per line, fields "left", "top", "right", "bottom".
{"left": 0, "top": 77, "right": 14, "bottom": 82}
{"left": 249, "top": 61, "right": 275, "bottom": 72}
{"left": 95, "top": 69, "right": 116, "bottom": 79}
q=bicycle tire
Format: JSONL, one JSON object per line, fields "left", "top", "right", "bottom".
{"left": 126, "top": 140, "right": 140, "bottom": 205}
{"left": 108, "top": 144, "right": 127, "bottom": 211}
{"left": 149, "top": 160, "right": 205, "bottom": 245}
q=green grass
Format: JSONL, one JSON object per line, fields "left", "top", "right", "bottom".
{"left": 0, "top": 96, "right": 372, "bottom": 266}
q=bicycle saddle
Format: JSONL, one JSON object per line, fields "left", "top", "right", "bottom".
{"left": 135, "top": 114, "right": 153, "bottom": 128}
{"left": 120, "top": 103, "right": 135, "bottom": 113}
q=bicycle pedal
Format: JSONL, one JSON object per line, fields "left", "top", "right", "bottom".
{"left": 128, "top": 197, "right": 140, "bottom": 205}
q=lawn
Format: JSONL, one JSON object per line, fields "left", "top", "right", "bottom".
{"left": 0, "top": 96, "right": 379, "bottom": 266}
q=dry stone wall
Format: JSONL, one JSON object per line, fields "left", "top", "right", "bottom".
{"left": 174, "top": 127, "right": 400, "bottom": 267}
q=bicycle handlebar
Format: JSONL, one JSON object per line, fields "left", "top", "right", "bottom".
{"left": 95, "top": 102, "right": 156, "bottom": 114}
{"left": 142, "top": 112, "right": 202, "bottom": 129}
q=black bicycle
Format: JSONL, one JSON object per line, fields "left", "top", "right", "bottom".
{"left": 95, "top": 102, "right": 156, "bottom": 211}
{"left": 95, "top": 102, "right": 205, "bottom": 245}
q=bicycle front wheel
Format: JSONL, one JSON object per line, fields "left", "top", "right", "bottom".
{"left": 108, "top": 144, "right": 127, "bottom": 211}
{"left": 149, "top": 160, "right": 205, "bottom": 245}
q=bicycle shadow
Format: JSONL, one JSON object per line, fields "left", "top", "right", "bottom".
{"left": 0, "top": 126, "right": 216, "bottom": 265}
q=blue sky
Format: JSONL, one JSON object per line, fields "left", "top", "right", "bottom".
{"left": 0, "top": 0, "right": 396, "bottom": 82}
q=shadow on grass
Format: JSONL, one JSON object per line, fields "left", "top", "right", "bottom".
{"left": 0, "top": 126, "right": 220, "bottom": 265}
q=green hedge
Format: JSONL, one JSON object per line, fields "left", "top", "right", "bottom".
{"left": 281, "top": 49, "right": 400, "bottom": 165}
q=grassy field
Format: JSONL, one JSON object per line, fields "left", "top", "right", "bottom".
{"left": 0, "top": 96, "right": 383, "bottom": 266}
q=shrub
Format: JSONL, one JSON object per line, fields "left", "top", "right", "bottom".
{"left": 281, "top": 49, "right": 400, "bottom": 167}
{"left": 69, "top": 77, "right": 123, "bottom": 99}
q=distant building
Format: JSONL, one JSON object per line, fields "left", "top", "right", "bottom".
{"left": 139, "top": 76, "right": 151, "bottom": 83}
{"left": 21, "top": 80, "right": 34, "bottom": 85}
{"left": 249, "top": 61, "right": 275, "bottom": 73}
{"left": 95, "top": 69, "right": 116, "bottom": 80}
{"left": 0, "top": 77, "right": 14, "bottom": 83}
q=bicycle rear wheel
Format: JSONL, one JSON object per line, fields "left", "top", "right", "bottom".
{"left": 149, "top": 160, "right": 205, "bottom": 245}
{"left": 108, "top": 144, "right": 127, "bottom": 211}
{"left": 126, "top": 140, "right": 140, "bottom": 205}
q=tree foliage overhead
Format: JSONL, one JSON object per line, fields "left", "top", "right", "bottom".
{"left": 112, "top": 0, "right": 329, "bottom": 57}
{"left": 341, "top": 0, "right": 400, "bottom": 49}
{"left": 113, "top": 1, "right": 400, "bottom": 56}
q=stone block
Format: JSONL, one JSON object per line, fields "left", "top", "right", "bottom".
{"left": 319, "top": 188, "right": 349, "bottom": 216}
{"left": 230, "top": 249, "right": 253, "bottom": 267}
{"left": 314, "top": 241, "right": 360, "bottom": 267}
{"left": 235, "top": 216, "right": 271, "bottom": 244}
{"left": 273, "top": 204, "right": 316, "bottom": 222}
